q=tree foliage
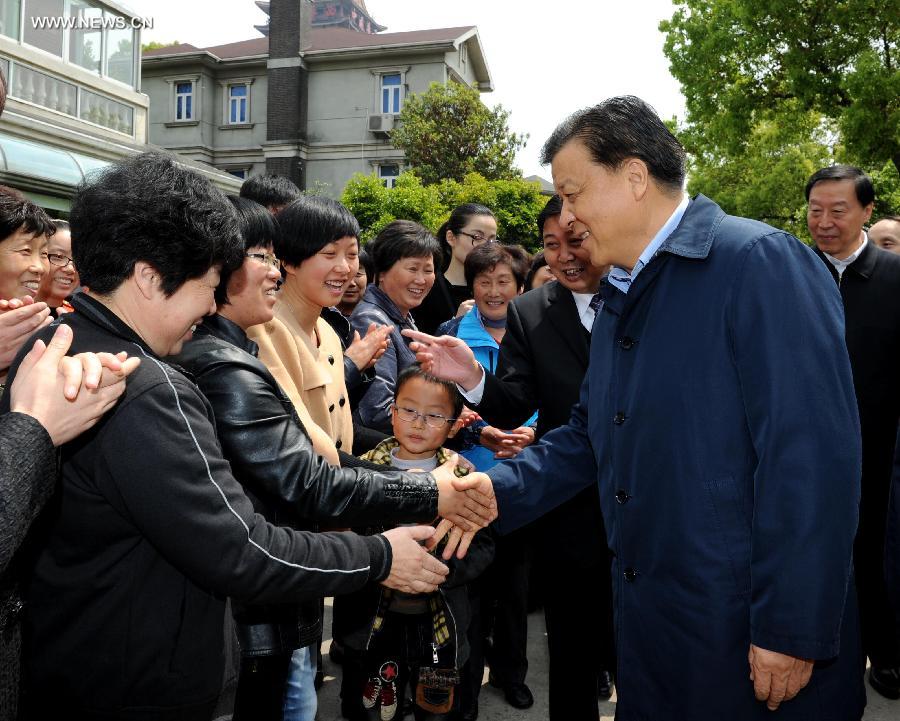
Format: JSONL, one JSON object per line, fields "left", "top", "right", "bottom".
{"left": 341, "top": 172, "right": 546, "bottom": 251}
{"left": 390, "top": 82, "right": 527, "bottom": 186}
{"left": 660, "top": 0, "right": 900, "bottom": 235}
{"left": 141, "top": 40, "right": 181, "bottom": 53}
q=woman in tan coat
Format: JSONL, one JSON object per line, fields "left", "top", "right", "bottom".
{"left": 248, "top": 195, "right": 393, "bottom": 719}
{"left": 249, "top": 196, "right": 388, "bottom": 465}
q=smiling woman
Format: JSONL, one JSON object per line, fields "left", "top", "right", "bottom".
{"left": 36, "top": 220, "right": 79, "bottom": 312}
{"left": 0, "top": 187, "right": 54, "bottom": 303}
{"left": 350, "top": 220, "right": 440, "bottom": 433}
{"left": 247, "top": 195, "right": 363, "bottom": 465}
{"left": 0, "top": 186, "right": 56, "bottom": 383}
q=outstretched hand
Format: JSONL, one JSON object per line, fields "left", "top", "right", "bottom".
{"left": 748, "top": 644, "right": 814, "bottom": 711}
{"left": 426, "top": 519, "right": 481, "bottom": 560}
{"left": 427, "top": 473, "right": 497, "bottom": 559}
{"left": 0, "top": 296, "right": 52, "bottom": 372}
{"left": 380, "top": 525, "right": 449, "bottom": 593}
{"left": 401, "top": 329, "right": 483, "bottom": 390}
{"left": 434, "top": 468, "right": 497, "bottom": 531}
{"left": 345, "top": 322, "right": 392, "bottom": 371}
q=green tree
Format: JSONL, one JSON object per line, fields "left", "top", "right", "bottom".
{"left": 391, "top": 82, "right": 527, "bottom": 185}
{"left": 341, "top": 172, "right": 546, "bottom": 251}
{"left": 660, "top": 0, "right": 900, "bottom": 230}
{"left": 141, "top": 40, "right": 181, "bottom": 53}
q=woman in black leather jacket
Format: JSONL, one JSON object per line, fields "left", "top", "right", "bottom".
{"left": 172, "top": 197, "right": 494, "bottom": 721}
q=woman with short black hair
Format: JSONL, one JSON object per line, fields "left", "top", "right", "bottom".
{"left": 248, "top": 195, "right": 390, "bottom": 468}
{"left": 0, "top": 185, "right": 55, "bottom": 384}
{"left": 351, "top": 220, "right": 440, "bottom": 432}
{"left": 174, "top": 195, "right": 479, "bottom": 721}
{"left": 1, "top": 152, "right": 452, "bottom": 720}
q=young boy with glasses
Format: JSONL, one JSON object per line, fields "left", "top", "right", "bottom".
{"left": 337, "top": 365, "right": 494, "bottom": 721}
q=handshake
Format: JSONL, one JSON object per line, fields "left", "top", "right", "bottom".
{"left": 378, "top": 458, "right": 497, "bottom": 594}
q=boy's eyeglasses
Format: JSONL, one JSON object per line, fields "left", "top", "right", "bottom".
{"left": 392, "top": 404, "right": 456, "bottom": 429}
{"left": 456, "top": 230, "right": 497, "bottom": 247}
{"left": 246, "top": 252, "right": 280, "bottom": 269}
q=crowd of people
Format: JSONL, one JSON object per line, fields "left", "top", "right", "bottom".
{"left": 1, "top": 62, "right": 900, "bottom": 721}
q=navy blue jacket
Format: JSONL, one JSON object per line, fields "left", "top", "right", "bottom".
{"left": 350, "top": 285, "right": 420, "bottom": 433}
{"left": 487, "top": 196, "right": 864, "bottom": 720}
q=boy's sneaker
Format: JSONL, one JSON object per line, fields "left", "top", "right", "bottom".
{"left": 362, "top": 677, "right": 381, "bottom": 709}
{"left": 380, "top": 680, "right": 398, "bottom": 721}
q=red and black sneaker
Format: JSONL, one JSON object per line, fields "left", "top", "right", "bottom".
{"left": 362, "top": 676, "right": 381, "bottom": 710}
{"left": 379, "top": 679, "right": 397, "bottom": 721}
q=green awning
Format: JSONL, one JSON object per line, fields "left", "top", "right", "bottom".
{"left": 0, "top": 132, "right": 111, "bottom": 186}
{"left": 20, "top": 191, "right": 71, "bottom": 213}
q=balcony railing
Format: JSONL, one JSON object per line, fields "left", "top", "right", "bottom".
{"left": 3, "top": 57, "right": 134, "bottom": 136}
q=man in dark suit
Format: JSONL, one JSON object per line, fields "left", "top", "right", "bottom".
{"left": 448, "top": 195, "right": 614, "bottom": 720}
{"left": 807, "top": 165, "right": 900, "bottom": 700}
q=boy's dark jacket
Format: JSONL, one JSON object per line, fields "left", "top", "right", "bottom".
{"left": 341, "top": 437, "right": 495, "bottom": 669}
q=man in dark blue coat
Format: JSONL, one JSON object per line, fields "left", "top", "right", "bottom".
{"left": 409, "top": 96, "right": 864, "bottom": 720}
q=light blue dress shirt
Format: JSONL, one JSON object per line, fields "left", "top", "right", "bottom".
{"left": 607, "top": 194, "right": 690, "bottom": 295}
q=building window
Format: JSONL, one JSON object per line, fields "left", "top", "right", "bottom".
{"left": 460, "top": 43, "right": 468, "bottom": 69}
{"left": 228, "top": 84, "right": 248, "bottom": 124}
{"left": 0, "top": 0, "right": 21, "bottom": 40}
{"left": 227, "top": 168, "right": 248, "bottom": 179}
{"left": 23, "top": 0, "right": 64, "bottom": 57}
{"left": 68, "top": 0, "right": 102, "bottom": 74}
{"left": 379, "top": 164, "right": 400, "bottom": 189}
{"left": 104, "top": 12, "right": 134, "bottom": 86}
{"left": 175, "top": 80, "right": 194, "bottom": 121}
{"left": 381, "top": 73, "right": 402, "bottom": 114}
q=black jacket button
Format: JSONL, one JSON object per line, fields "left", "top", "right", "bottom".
{"left": 339, "top": 397, "right": 346, "bottom": 407}
{"left": 328, "top": 354, "right": 335, "bottom": 365}
{"left": 613, "top": 412, "right": 627, "bottom": 425}
{"left": 619, "top": 336, "right": 636, "bottom": 350}
{"left": 624, "top": 568, "right": 637, "bottom": 582}
{"left": 615, "top": 490, "right": 630, "bottom": 504}
{"left": 335, "top": 439, "right": 342, "bottom": 449}
{"left": 329, "top": 404, "right": 335, "bottom": 413}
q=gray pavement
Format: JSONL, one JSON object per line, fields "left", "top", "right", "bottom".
{"left": 317, "top": 598, "right": 896, "bottom": 721}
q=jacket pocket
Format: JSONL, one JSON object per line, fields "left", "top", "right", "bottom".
{"left": 704, "top": 476, "right": 752, "bottom": 598}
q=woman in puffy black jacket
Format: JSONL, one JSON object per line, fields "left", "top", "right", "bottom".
{"left": 172, "top": 197, "right": 492, "bottom": 721}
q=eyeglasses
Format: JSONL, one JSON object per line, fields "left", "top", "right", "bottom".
{"left": 46, "top": 252, "right": 75, "bottom": 268}
{"left": 392, "top": 404, "right": 456, "bottom": 429}
{"left": 456, "top": 231, "right": 497, "bottom": 247}
{"left": 246, "top": 252, "right": 280, "bottom": 269}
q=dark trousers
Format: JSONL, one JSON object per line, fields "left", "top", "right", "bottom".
{"left": 343, "top": 612, "right": 457, "bottom": 721}
{"left": 232, "top": 653, "right": 293, "bottom": 721}
{"left": 460, "top": 528, "right": 531, "bottom": 709}
{"left": 855, "top": 520, "right": 900, "bottom": 668}
{"left": 542, "top": 554, "right": 615, "bottom": 721}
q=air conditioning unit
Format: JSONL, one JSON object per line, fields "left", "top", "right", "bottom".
{"left": 368, "top": 114, "right": 394, "bottom": 135}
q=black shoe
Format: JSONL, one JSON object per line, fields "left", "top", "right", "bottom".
{"left": 598, "top": 670, "right": 614, "bottom": 700}
{"left": 459, "top": 700, "right": 479, "bottom": 721}
{"left": 488, "top": 674, "right": 534, "bottom": 709}
{"left": 869, "top": 666, "right": 900, "bottom": 700}
{"left": 329, "top": 638, "right": 345, "bottom": 666}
